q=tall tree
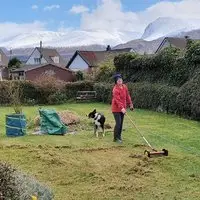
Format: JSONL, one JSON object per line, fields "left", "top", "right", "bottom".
{"left": 8, "top": 57, "right": 21, "bottom": 69}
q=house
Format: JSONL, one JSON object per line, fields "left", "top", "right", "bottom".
{"left": 66, "top": 48, "right": 134, "bottom": 72}
{"left": 26, "top": 45, "right": 65, "bottom": 67}
{"left": 155, "top": 37, "right": 187, "bottom": 53}
{"left": 11, "top": 63, "right": 75, "bottom": 82}
{"left": 0, "top": 48, "right": 9, "bottom": 80}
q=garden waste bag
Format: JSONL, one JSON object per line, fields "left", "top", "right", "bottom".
{"left": 39, "top": 109, "right": 67, "bottom": 135}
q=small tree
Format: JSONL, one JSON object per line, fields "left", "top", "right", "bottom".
{"left": 8, "top": 57, "right": 21, "bottom": 69}
{"left": 75, "top": 71, "right": 84, "bottom": 81}
{"left": 6, "top": 81, "right": 23, "bottom": 114}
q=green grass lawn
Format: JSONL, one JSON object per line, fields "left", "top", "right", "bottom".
{"left": 0, "top": 103, "right": 200, "bottom": 200}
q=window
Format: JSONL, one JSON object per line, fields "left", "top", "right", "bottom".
{"left": 34, "top": 58, "right": 41, "bottom": 64}
{"left": 0, "top": 54, "right": 2, "bottom": 62}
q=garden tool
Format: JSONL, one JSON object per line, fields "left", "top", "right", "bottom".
{"left": 126, "top": 113, "right": 168, "bottom": 158}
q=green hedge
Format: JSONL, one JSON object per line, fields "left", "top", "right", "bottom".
{"left": 0, "top": 79, "right": 199, "bottom": 121}
{"left": 0, "top": 80, "right": 94, "bottom": 105}
{"left": 176, "top": 71, "right": 200, "bottom": 120}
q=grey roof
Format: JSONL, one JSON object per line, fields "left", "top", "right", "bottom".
{"left": 28, "top": 47, "right": 66, "bottom": 66}
{"left": 155, "top": 37, "right": 187, "bottom": 53}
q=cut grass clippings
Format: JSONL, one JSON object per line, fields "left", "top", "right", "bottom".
{"left": 0, "top": 103, "right": 199, "bottom": 199}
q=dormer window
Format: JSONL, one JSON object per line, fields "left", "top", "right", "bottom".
{"left": 34, "top": 58, "right": 41, "bottom": 64}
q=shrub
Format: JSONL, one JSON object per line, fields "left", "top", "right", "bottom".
{"left": 176, "top": 71, "right": 200, "bottom": 120}
{"left": 114, "top": 53, "right": 138, "bottom": 79}
{"left": 75, "top": 71, "right": 84, "bottom": 81}
{"left": 0, "top": 162, "right": 19, "bottom": 199}
{"left": 95, "top": 58, "right": 115, "bottom": 82}
{"left": 168, "top": 57, "right": 189, "bottom": 87}
{"left": 94, "top": 83, "right": 113, "bottom": 103}
{"left": 15, "top": 171, "right": 54, "bottom": 200}
{"left": 127, "top": 82, "right": 179, "bottom": 113}
{"left": 64, "top": 81, "right": 94, "bottom": 100}
{"left": 33, "top": 75, "right": 66, "bottom": 104}
{"left": 0, "top": 162, "right": 54, "bottom": 199}
{"left": 93, "top": 82, "right": 179, "bottom": 114}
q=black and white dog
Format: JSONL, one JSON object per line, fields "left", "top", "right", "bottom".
{"left": 88, "top": 109, "right": 106, "bottom": 137}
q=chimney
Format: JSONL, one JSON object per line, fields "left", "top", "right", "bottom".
{"left": 185, "top": 35, "right": 189, "bottom": 39}
{"left": 9, "top": 48, "right": 12, "bottom": 61}
{"left": 106, "top": 45, "right": 111, "bottom": 51}
{"left": 39, "top": 41, "right": 42, "bottom": 64}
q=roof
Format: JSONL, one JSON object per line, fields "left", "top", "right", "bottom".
{"left": 155, "top": 37, "right": 187, "bottom": 53}
{"left": 66, "top": 48, "right": 133, "bottom": 68}
{"left": 27, "top": 47, "right": 66, "bottom": 66}
{"left": 11, "top": 63, "right": 73, "bottom": 73}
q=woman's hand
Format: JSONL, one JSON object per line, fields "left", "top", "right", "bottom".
{"left": 121, "top": 108, "right": 126, "bottom": 114}
{"left": 130, "top": 104, "right": 134, "bottom": 111}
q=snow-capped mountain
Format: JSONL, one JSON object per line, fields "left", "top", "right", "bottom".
{"left": 142, "top": 17, "right": 200, "bottom": 41}
{"left": 1, "top": 17, "right": 200, "bottom": 53}
{"left": 0, "top": 29, "right": 141, "bottom": 48}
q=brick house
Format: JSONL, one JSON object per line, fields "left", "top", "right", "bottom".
{"left": 11, "top": 63, "right": 75, "bottom": 82}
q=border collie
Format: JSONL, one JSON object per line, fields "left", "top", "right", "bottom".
{"left": 88, "top": 109, "right": 106, "bottom": 137}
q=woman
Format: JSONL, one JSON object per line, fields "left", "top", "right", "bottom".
{"left": 111, "top": 74, "right": 133, "bottom": 143}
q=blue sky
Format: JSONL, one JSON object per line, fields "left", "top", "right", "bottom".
{"left": 0, "top": 0, "right": 199, "bottom": 48}
{"left": 0, "top": 0, "right": 181, "bottom": 31}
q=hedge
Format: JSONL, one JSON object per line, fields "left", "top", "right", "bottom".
{"left": 0, "top": 79, "right": 199, "bottom": 121}
{"left": 176, "top": 71, "right": 200, "bottom": 120}
{"left": 0, "top": 80, "right": 94, "bottom": 105}
{"left": 94, "top": 82, "right": 179, "bottom": 114}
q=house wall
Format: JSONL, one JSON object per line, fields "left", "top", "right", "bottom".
{"left": 26, "top": 49, "right": 47, "bottom": 65}
{"left": 0, "top": 50, "right": 9, "bottom": 66}
{"left": 25, "top": 64, "right": 75, "bottom": 82}
{"left": 69, "top": 55, "right": 89, "bottom": 71}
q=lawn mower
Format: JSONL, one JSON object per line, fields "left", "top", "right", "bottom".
{"left": 126, "top": 113, "right": 168, "bottom": 158}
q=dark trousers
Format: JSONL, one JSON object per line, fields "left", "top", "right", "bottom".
{"left": 113, "top": 112, "right": 124, "bottom": 140}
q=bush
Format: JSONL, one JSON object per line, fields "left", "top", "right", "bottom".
{"left": 93, "top": 82, "right": 179, "bottom": 114}
{"left": 127, "top": 82, "right": 179, "bottom": 113}
{"left": 33, "top": 75, "right": 66, "bottom": 104}
{"left": 168, "top": 58, "right": 189, "bottom": 87}
{"left": 94, "top": 83, "right": 113, "bottom": 103}
{"left": 95, "top": 58, "right": 115, "bottom": 82}
{"left": 0, "top": 162, "right": 54, "bottom": 199}
{"left": 114, "top": 53, "right": 138, "bottom": 80}
{"left": 75, "top": 71, "right": 84, "bottom": 81}
{"left": 176, "top": 71, "right": 200, "bottom": 120}
{"left": 0, "top": 162, "right": 19, "bottom": 199}
{"left": 64, "top": 81, "right": 94, "bottom": 100}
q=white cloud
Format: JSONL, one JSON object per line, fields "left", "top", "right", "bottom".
{"left": 44, "top": 4, "right": 60, "bottom": 11}
{"left": 69, "top": 5, "right": 89, "bottom": 14}
{"left": 0, "top": 21, "right": 45, "bottom": 40}
{"left": 81, "top": 0, "right": 200, "bottom": 33}
{"left": 31, "top": 5, "right": 38, "bottom": 10}
{"left": 1, "top": 0, "right": 200, "bottom": 48}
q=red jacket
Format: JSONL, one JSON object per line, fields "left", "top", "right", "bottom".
{"left": 111, "top": 84, "right": 133, "bottom": 112}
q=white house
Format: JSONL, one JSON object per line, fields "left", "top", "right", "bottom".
{"left": 26, "top": 47, "right": 65, "bottom": 67}
{"left": 66, "top": 48, "right": 134, "bottom": 72}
